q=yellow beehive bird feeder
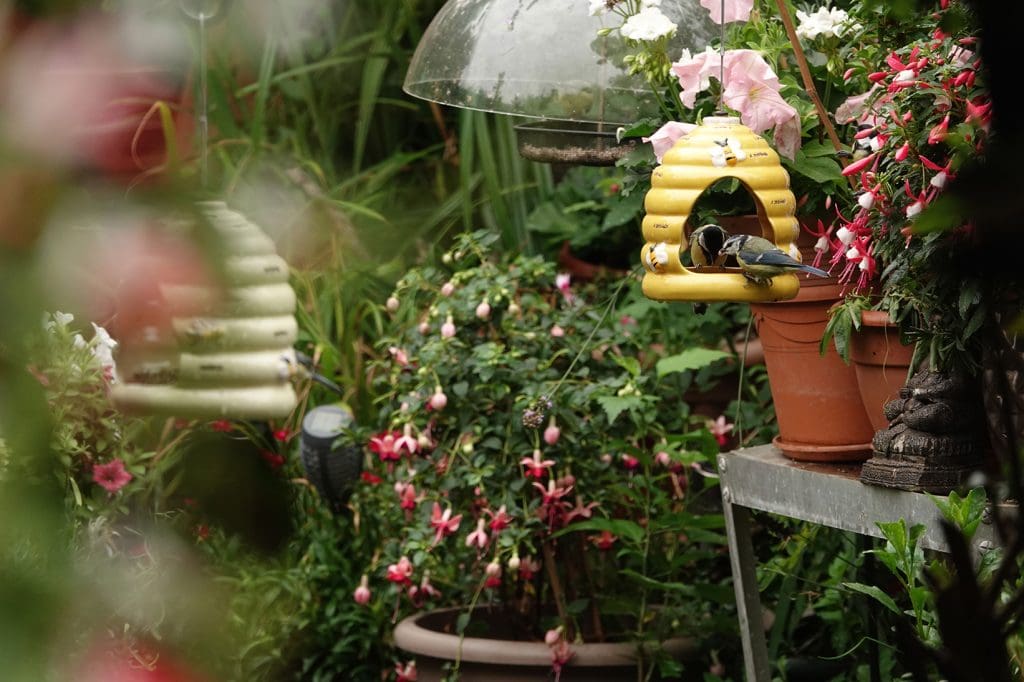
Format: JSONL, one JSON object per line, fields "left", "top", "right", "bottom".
{"left": 640, "top": 116, "right": 801, "bottom": 303}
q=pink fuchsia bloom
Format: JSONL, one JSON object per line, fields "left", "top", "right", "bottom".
{"left": 533, "top": 478, "right": 573, "bottom": 507}
{"left": 550, "top": 325, "right": 565, "bottom": 338}
{"left": 370, "top": 431, "right": 402, "bottom": 462}
{"left": 430, "top": 502, "right": 463, "bottom": 546}
{"left": 441, "top": 316, "right": 456, "bottom": 338}
{"left": 418, "top": 571, "right": 441, "bottom": 600}
{"left": 361, "top": 471, "right": 383, "bottom": 485}
{"left": 395, "top": 424, "right": 419, "bottom": 456}
{"left": 591, "top": 530, "right": 618, "bottom": 550}
{"left": 475, "top": 300, "right": 491, "bottom": 320}
{"left": 466, "top": 518, "right": 489, "bottom": 550}
{"left": 261, "top": 450, "right": 285, "bottom": 469}
{"left": 840, "top": 152, "right": 877, "bottom": 177}
{"left": 621, "top": 454, "right": 640, "bottom": 470}
{"left": 835, "top": 86, "right": 882, "bottom": 124}
{"left": 273, "top": 428, "right": 291, "bottom": 443}
{"left": 386, "top": 296, "right": 400, "bottom": 312}
{"left": 519, "top": 556, "right": 541, "bottom": 581}
{"left": 386, "top": 556, "right": 414, "bottom": 585}
{"left": 894, "top": 142, "right": 911, "bottom": 162}
{"left": 399, "top": 483, "right": 419, "bottom": 511}
{"left": 927, "top": 115, "right": 950, "bottom": 145}
{"left": 484, "top": 560, "right": 502, "bottom": 588}
{"left": 353, "top": 575, "right": 371, "bottom": 605}
{"left": 699, "top": 0, "right": 753, "bottom": 24}
{"left": 486, "top": 504, "right": 512, "bottom": 532}
{"left": 388, "top": 346, "right": 410, "bottom": 366}
{"left": 655, "top": 451, "right": 672, "bottom": 467}
{"left": 395, "top": 661, "right": 418, "bottom": 682}
{"left": 709, "top": 415, "right": 735, "bottom": 447}
{"left": 642, "top": 121, "right": 697, "bottom": 163}
{"left": 418, "top": 321, "right": 430, "bottom": 335}
{"left": 441, "top": 281, "right": 455, "bottom": 296}
{"left": 554, "top": 272, "right": 574, "bottom": 302}
{"left": 563, "top": 495, "right": 600, "bottom": 524}
{"left": 521, "top": 449, "right": 555, "bottom": 479}
{"left": 543, "top": 418, "right": 561, "bottom": 446}
{"left": 429, "top": 387, "right": 448, "bottom": 411}
{"left": 93, "top": 459, "right": 132, "bottom": 493}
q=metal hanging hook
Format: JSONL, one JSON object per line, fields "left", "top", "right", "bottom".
{"left": 717, "top": 0, "right": 726, "bottom": 114}
{"left": 179, "top": 0, "right": 227, "bottom": 189}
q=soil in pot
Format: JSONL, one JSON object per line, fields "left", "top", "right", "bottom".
{"left": 849, "top": 309, "right": 915, "bottom": 431}
{"left": 394, "top": 606, "right": 696, "bottom": 682}
{"left": 751, "top": 278, "right": 875, "bottom": 462}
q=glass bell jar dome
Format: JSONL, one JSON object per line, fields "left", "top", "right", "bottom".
{"left": 404, "top": 0, "right": 718, "bottom": 164}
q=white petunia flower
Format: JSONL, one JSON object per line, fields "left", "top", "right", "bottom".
{"left": 795, "top": 6, "right": 860, "bottom": 40}
{"left": 621, "top": 6, "right": 677, "bottom": 41}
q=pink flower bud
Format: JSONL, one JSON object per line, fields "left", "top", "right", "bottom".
{"left": 543, "top": 418, "right": 560, "bottom": 445}
{"left": 475, "top": 300, "right": 491, "bottom": 320}
{"left": 600, "top": 453, "right": 613, "bottom": 464}
{"left": 430, "top": 387, "right": 448, "bottom": 410}
{"left": 485, "top": 560, "right": 501, "bottom": 577}
{"left": 441, "top": 281, "right": 455, "bottom": 297}
{"left": 353, "top": 575, "right": 371, "bottom": 605}
{"left": 508, "top": 554, "right": 521, "bottom": 571}
{"left": 441, "top": 316, "right": 456, "bottom": 338}
{"left": 842, "top": 67, "right": 855, "bottom": 81}
{"left": 894, "top": 142, "right": 910, "bottom": 162}
{"left": 545, "top": 626, "right": 564, "bottom": 646}
{"left": 550, "top": 325, "right": 565, "bottom": 337}
{"left": 656, "top": 451, "right": 671, "bottom": 467}
{"left": 418, "top": 321, "right": 429, "bottom": 335}
{"left": 386, "top": 296, "right": 400, "bottom": 312}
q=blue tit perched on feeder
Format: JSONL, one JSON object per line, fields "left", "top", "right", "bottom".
{"left": 720, "top": 234, "right": 829, "bottom": 285}
{"left": 689, "top": 223, "right": 729, "bottom": 268}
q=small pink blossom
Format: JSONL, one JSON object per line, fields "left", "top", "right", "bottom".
{"left": 642, "top": 121, "right": 696, "bottom": 163}
{"left": 543, "top": 418, "right": 561, "bottom": 446}
{"left": 550, "top": 325, "right": 565, "bottom": 338}
{"left": 370, "top": 431, "right": 402, "bottom": 462}
{"left": 484, "top": 561, "right": 502, "bottom": 588}
{"left": 92, "top": 459, "right": 132, "bottom": 493}
{"left": 430, "top": 502, "right": 463, "bottom": 546}
{"left": 418, "top": 321, "right": 429, "bottom": 334}
{"left": 399, "top": 483, "right": 419, "bottom": 511}
{"left": 395, "top": 424, "right": 419, "bottom": 456}
{"left": 429, "top": 387, "right": 448, "bottom": 410}
{"left": 486, "top": 504, "right": 512, "bottom": 532}
{"left": 386, "top": 556, "right": 414, "bottom": 585}
{"left": 475, "top": 300, "right": 491, "bottom": 320}
{"left": 388, "top": 346, "right": 410, "bottom": 366}
{"left": 385, "top": 296, "right": 399, "bottom": 312}
{"left": 418, "top": 571, "right": 441, "bottom": 600}
{"left": 894, "top": 142, "right": 911, "bottom": 162}
{"left": 621, "top": 454, "right": 640, "bottom": 470}
{"left": 655, "top": 451, "right": 672, "bottom": 467}
{"left": 441, "top": 281, "right": 455, "bottom": 297}
{"left": 520, "top": 556, "right": 541, "bottom": 581}
{"left": 441, "top": 316, "right": 456, "bottom": 339}
{"left": 709, "top": 415, "right": 735, "bottom": 446}
{"left": 466, "top": 518, "right": 489, "bottom": 549}
{"left": 353, "top": 574, "right": 371, "bottom": 605}
{"left": 591, "top": 530, "right": 618, "bottom": 550}
{"left": 521, "top": 449, "right": 555, "bottom": 479}
{"left": 927, "top": 115, "right": 950, "bottom": 145}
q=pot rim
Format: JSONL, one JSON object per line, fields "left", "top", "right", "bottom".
{"left": 393, "top": 606, "right": 695, "bottom": 667}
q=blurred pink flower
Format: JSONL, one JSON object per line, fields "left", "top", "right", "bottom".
{"left": 353, "top": 575, "right": 371, "bottom": 605}
{"left": 465, "top": 518, "right": 489, "bottom": 549}
{"left": 429, "top": 503, "right": 463, "bottom": 546}
{"left": 92, "top": 458, "right": 132, "bottom": 493}
{"left": 708, "top": 415, "right": 735, "bottom": 446}
{"left": 643, "top": 121, "right": 697, "bottom": 163}
{"left": 700, "top": 0, "right": 753, "bottom": 24}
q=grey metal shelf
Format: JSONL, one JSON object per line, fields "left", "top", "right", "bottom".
{"left": 718, "top": 444, "right": 1001, "bottom": 681}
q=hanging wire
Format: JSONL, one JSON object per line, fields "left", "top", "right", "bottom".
{"left": 180, "top": 0, "right": 223, "bottom": 189}
{"left": 717, "top": 0, "right": 726, "bottom": 114}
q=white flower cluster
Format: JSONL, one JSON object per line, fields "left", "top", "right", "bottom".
{"left": 620, "top": 6, "right": 676, "bottom": 41}
{"left": 795, "top": 6, "right": 862, "bottom": 41}
{"left": 45, "top": 311, "right": 119, "bottom": 380}
{"left": 589, "top": 0, "right": 661, "bottom": 17}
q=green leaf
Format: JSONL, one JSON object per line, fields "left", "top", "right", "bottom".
{"left": 620, "top": 569, "right": 695, "bottom": 595}
{"left": 611, "top": 355, "right": 641, "bottom": 378}
{"left": 787, "top": 150, "right": 844, "bottom": 184}
{"left": 596, "top": 396, "right": 642, "bottom": 424}
{"left": 656, "top": 348, "right": 732, "bottom": 377}
{"left": 843, "top": 582, "right": 902, "bottom": 616}
{"left": 555, "top": 517, "right": 644, "bottom": 543}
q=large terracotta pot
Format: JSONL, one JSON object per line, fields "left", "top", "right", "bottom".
{"left": 750, "top": 279, "right": 875, "bottom": 462}
{"left": 394, "top": 607, "right": 696, "bottom": 682}
{"left": 850, "top": 310, "right": 916, "bottom": 431}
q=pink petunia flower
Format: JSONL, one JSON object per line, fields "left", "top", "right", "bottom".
{"left": 93, "top": 459, "right": 132, "bottom": 493}
{"left": 643, "top": 121, "right": 697, "bottom": 163}
{"left": 699, "top": 0, "right": 753, "bottom": 24}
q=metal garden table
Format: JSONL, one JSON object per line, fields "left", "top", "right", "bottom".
{"left": 718, "top": 444, "right": 1000, "bottom": 682}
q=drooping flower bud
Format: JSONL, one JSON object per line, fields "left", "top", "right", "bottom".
{"left": 418, "top": 321, "right": 429, "bottom": 335}
{"left": 485, "top": 560, "right": 501, "bottom": 577}
{"left": 475, "top": 300, "right": 491, "bottom": 320}
{"left": 543, "top": 417, "right": 560, "bottom": 445}
{"left": 441, "top": 281, "right": 455, "bottom": 297}
{"left": 508, "top": 553, "right": 521, "bottom": 571}
{"left": 507, "top": 301, "right": 521, "bottom": 316}
{"left": 441, "top": 316, "right": 456, "bottom": 338}
{"left": 386, "top": 296, "right": 400, "bottom": 313}
{"left": 655, "top": 451, "right": 671, "bottom": 467}
{"left": 430, "top": 386, "right": 448, "bottom": 410}
{"left": 550, "top": 325, "right": 565, "bottom": 338}
{"left": 353, "top": 574, "right": 371, "bottom": 605}
{"left": 857, "top": 193, "right": 875, "bottom": 210}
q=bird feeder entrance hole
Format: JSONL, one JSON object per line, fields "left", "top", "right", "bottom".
{"left": 640, "top": 116, "right": 801, "bottom": 303}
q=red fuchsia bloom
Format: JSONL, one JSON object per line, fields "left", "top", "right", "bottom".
{"left": 563, "top": 495, "right": 600, "bottom": 524}
{"left": 419, "top": 571, "right": 441, "bottom": 600}
{"left": 466, "top": 518, "right": 489, "bottom": 550}
{"left": 803, "top": 219, "right": 832, "bottom": 271}
{"left": 927, "top": 115, "right": 950, "bottom": 145}
{"left": 395, "top": 661, "right": 418, "bottom": 682}
{"left": 621, "top": 454, "right": 640, "bottom": 470}
{"left": 261, "top": 450, "right": 285, "bottom": 469}
{"left": 520, "top": 556, "right": 541, "bottom": 581}
{"left": 353, "top": 575, "right": 371, "bottom": 605}
{"left": 894, "top": 142, "right": 911, "bottom": 162}
{"left": 441, "top": 316, "right": 456, "bottom": 339}
{"left": 361, "top": 471, "right": 383, "bottom": 485}
{"left": 841, "top": 152, "right": 877, "bottom": 177}
{"left": 521, "top": 449, "right": 555, "bottom": 479}
{"left": 210, "top": 419, "right": 232, "bottom": 432}
{"left": 93, "top": 459, "right": 132, "bottom": 493}
{"left": 370, "top": 431, "right": 402, "bottom": 462}
{"left": 429, "top": 386, "right": 448, "bottom": 411}
{"left": 395, "top": 424, "right": 419, "bottom": 457}
{"left": 533, "top": 478, "right": 573, "bottom": 508}
{"left": 966, "top": 99, "right": 992, "bottom": 129}
{"left": 273, "top": 428, "right": 291, "bottom": 443}
{"left": 591, "top": 530, "right": 618, "bottom": 551}
{"left": 388, "top": 346, "right": 410, "bottom": 366}
{"left": 486, "top": 504, "right": 512, "bottom": 532}
{"left": 550, "top": 325, "right": 565, "bottom": 338}
{"left": 430, "top": 503, "right": 463, "bottom": 546}
{"left": 842, "top": 67, "right": 855, "bottom": 81}
{"left": 484, "top": 561, "right": 502, "bottom": 588}
{"left": 543, "top": 418, "right": 561, "bottom": 446}
{"left": 475, "top": 300, "right": 491, "bottom": 320}
{"left": 555, "top": 273, "right": 572, "bottom": 298}
{"left": 709, "top": 415, "right": 735, "bottom": 447}
{"left": 399, "top": 484, "right": 419, "bottom": 511}
{"left": 386, "top": 556, "right": 414, "bottom": 586}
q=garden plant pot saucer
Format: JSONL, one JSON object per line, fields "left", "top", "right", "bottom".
{"left": 772, "top": 435, "right": 872, "bottom": 463}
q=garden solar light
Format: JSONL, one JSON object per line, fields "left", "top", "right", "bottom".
{"left": 299, "top": 404, "right": 363, "bottom": 513}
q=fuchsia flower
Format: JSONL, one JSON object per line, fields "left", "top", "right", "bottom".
{"left": 563, "top": 495, "right": 600, "bottom": 524}
{"left": 370, "top": 431, "right": 402, "bottom": 462}
{"left": 395, "top": 661, "right": 418, "bottom": 682}
{"left": 399, "top": 483, "right": 419, "bottom": 511}
{"left": 475, "top": 300, "right": 491, "bottom": 320}
{"left": 543, "top": 418, "right": 561, "bottom": 446}
{"left": 486, "top": 504, "right": 512, "bottom": 532}
{"left": 388, "top": 346, "right": 410, "bottom": 366}
{"left": 466, "top": 518, "right": 489, "bottom": 550}
{"left": 441, "top": 316, "right": 456, "bottom": 339}
{"left": 441, "top": 281, "right": 455, "bottom": 296}
{"left": 533, "top": 478, "right": 573, "bottom": 507}
{"left": 484, "top": 560, "right": 502, "bottom": 588}
{"left": 93, "top": 459, "right": 132, "bottom": 493}
{"left": 385, "top": 296, "right": 399, "bottom": 312}
{"left": 621, "top": 454, "right": 640, "bottom": 470}
{"left": 353, "top": 575, "right": 371, "bottom": 605}
{"left": 519, "top": 556, "right": 541, "bottom": 581}
{"left": 591, "top": 530, "right": 618, "bottom": 551}
{"left": 429, "top": 502, "right": 463, "bottom": 546}
{"left": 418, "top": 571, "right": 441, "bottom": 600}
{"left": 550, "top": 325, "right": 565, "bottom": 338}
{"left": 521, "top": 449, "right": 555, "bottom": 479}
{"left": 361, "top": 471, "right": 383, "bottom": 485}
{"left": 386, "top": 556, "right": 414, "bottom": 585}
{"left": 708, "top": 415, "right": 734, "bottom": 447}
{"left": 927, "top": 115, "right": 950, "bottom": 144}
{"left": 210, "top": 419, "right": 232, "bottom": 432}
{"left": 429, "top": 386, "right": 448, "bottom": 411}
{"left": 394, "top": 424, "right": 419, "bottom": 456}
{"left": 273, "top": 428, "right": 291, "bottom": 443}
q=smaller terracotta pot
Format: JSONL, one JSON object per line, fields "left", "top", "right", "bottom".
{"left": 850, "top": 310, "right": 916, "bottom": 431}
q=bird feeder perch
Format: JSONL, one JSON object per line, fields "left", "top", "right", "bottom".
{"left": 641, "top": 116, "right": 801, "bottom": 303}
{"left": 110, "top": 202, "right": 299, "bottom": 419}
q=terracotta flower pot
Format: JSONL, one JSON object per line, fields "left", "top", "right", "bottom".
{"left": 850, "top": 309, "right": 916, "bottom": 431}
{"left": 750, "top": 279, "right": 875, "bottom": 462}
{"left": 394, "top": 607, "right": 696, "bottom": 682}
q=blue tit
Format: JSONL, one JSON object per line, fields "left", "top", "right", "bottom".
{"left": 720, "top": 234, "right": 829, "bottom": 285}
{"left": 689, "top": 223, "right": 729, "bottom": 268}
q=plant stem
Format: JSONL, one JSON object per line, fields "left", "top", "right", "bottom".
{"left": 541, "top": 540, "right": 569, "bottom": 625}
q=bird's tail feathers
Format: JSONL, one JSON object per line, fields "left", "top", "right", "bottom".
{"left": 798, "top": 264, "right": 830, "bottom": 278}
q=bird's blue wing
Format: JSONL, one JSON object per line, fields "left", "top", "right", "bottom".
{"left": 741, "top": 249, "right": 802, "bottom": 268}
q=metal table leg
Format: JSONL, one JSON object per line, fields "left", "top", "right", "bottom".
{"left": 722, "top": 486, "right": 771, "bottom": 681}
